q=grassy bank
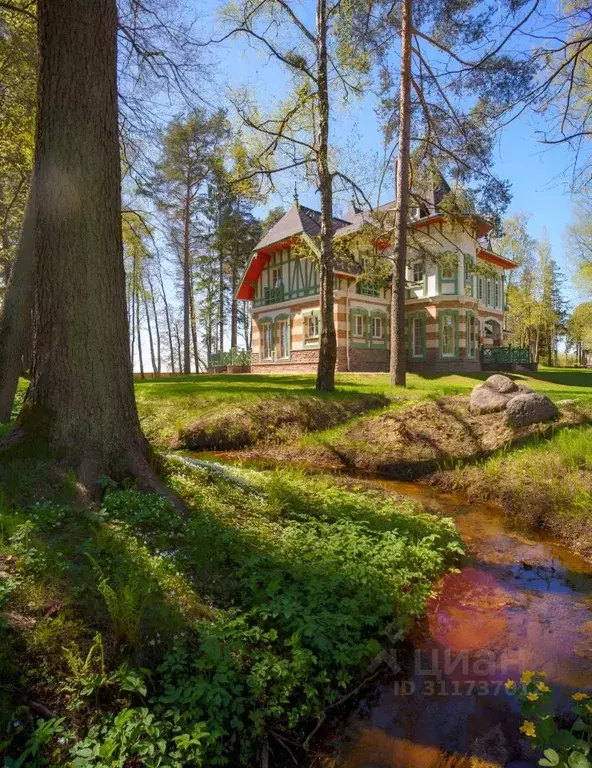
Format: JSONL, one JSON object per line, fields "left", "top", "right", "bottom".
{"left": 134, "top": 367, "right": 592, "bottom": 448}
{"left": 430, "top": 425, "right": 592, "bottom": 557}
{"left": 0, "top": 458, "right": 462, "bottom": 766}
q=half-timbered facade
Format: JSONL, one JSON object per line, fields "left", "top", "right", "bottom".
{"left": 236, "top": 189, "right": 517, "bottom": 374}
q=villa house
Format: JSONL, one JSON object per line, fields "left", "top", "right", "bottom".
{"left": 235, "top": 182, "right": 519, "bottom": 374}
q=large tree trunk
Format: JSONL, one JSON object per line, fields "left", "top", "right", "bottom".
{"left": 389, "top": 0, "right": 412, "bottom": 387}
{"left": 315, "top": 0, "right": 337, "bottom": 392}
{"left": 0, "top": 188, "right": 35, "bottom": 422}
{"left": 17, "top": 0, "right": 152, "bottom": 486}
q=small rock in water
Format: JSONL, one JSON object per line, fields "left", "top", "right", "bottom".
{"left": 471, "top": 723, "right": 509, "bottom": 767}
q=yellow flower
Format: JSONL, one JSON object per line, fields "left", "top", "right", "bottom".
{"left": 536, "top": 682, "right": 551, "bottom": 693}
{"left": 586, "top": 704, "right": 592, "bottom": 713}
{"left": 521, "top": 670, "right": 535, "bottom": 685}
{"left": 520, "top": 720, "right": 536, "bottom": 738}
{"left": 572, "top": 692, "right": 590, "bottom": 701}
{"left": 536, "top": 671, "right": 547, "bottom": 679}
{"left": 505, "top": 679, "right": 516, "bottom": 690}
{"left": 527, "top": 693, "right": 540, "bottom": 701}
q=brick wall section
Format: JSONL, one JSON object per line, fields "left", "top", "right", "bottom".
{"left": 349, "top": 347, "right": 390, "bottom": 372}
{"left": 251, "top": 348, "right": 320, "bottom": 374}
{"left": 407, "top": 348, "right": 481, "bottom": 373}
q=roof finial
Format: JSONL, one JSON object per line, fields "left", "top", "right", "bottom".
{"left": 293, "top": 183, "right": 299, "bottom": 208}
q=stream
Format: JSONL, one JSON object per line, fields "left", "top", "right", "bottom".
{"left": 198, "top": 456, "right": 592, "bottom": 768}
{"left": 321, "top": 478, "right": 592, "bottom": 768}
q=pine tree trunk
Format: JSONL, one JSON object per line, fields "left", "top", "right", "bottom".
{"left": 147, "top": 273, "right": 162, "bottom": 374}
{"left": 315, "top": 0, "right": 337, "bottom": 392}
{"left": 174, "top": 321, "right": 182, "bottom": 372}
{"left": 136, "top": 276, "right": 144, "bottom": 379}
{"left": 157, "top": 264, "right": 175, "bottom": 374}
{"left": 218, "top": 246, "right": 225, "bottom": 353}
{"left": 389, "top": 0, "right": 412, "bottom": 387}
{"left": 231, "top": 263, "right": 238, "bottom": 350}
{"left": 143, "top": 278, "right": 157, "bottom": 374}
{"left": 17, "top": 0, "right": 152, "bottom": 485}
{"left": 182, "top": 181, "right": 191, "bottom": 374}
{"left": 189, "top": 274, "right": 200, "bottom": 373}
{"left": 0, "top": 187, "right": 35, "bottom": 422}
{"left": 129, "top": 272, "right": 135, "bottom": 366}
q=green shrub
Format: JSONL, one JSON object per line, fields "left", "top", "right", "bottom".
{"left": 2, "top": 462, "right": 463, "bottom": 766}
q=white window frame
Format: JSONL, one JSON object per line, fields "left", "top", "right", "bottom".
{"left": 412, "top": 261, "right": 424, "bottom": 283}
{"left": 372, "top": 316, "right": 384, "bottom": 339}
{"left": 353, "top": 314, "right": 364, "bottom": 337}
{"left": 262, "top": 323, "right": 273, "bottom": 360}
{"left": 486, "top": 280, "right": 492, "bottom": 306}
{"left": 305, "top": 315, "right": 319, "bottom": 339}
{"left": 494, "top": 279, "right": 500, "bottom": 308}
{"left": 277, "top": 319, "right": 290, "bottom": 359}
{"left": 412, "top": 317, "right": 423, "bottom": 358}
{"left": 271, "top": 266, "right": 282, "bottom": 286}
{"left": 441, "top": 315, "right": 456, "bottom": 357}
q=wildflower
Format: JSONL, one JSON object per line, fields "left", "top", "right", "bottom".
{"left": 572, "top": 692, "right": 590, "bottom": 701}
{"left": 505, "top": 679, "right": 516, "bottom": 691}
{"left": 519, "top": 720, "right": 536, "bottom": 738}
{"left": 536, "top": 682, "right": 551, "bottom": 693}
{"left": 586, "top": 704, "right": 592, "bottom": 713}
{"left": 527, "top": 693, "right": 539, "bottom": 701}
{"left": 536, "top": 671, "right": 547, "bottom": 679}
{"left": 521, "top": 670, "right": 535, "bottom": 685}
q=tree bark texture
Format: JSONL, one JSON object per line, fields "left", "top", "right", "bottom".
{"left": 18, "top": 0, "right": 151, "bottom": 482}
{"left": 315, "top": 0, "right": 337, "bottom": 392}
{"left": 389, "top": 0, "right": 412, "bottom": 387}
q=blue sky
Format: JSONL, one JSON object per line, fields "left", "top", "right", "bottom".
{"left": 193, "top": 0, "right": 584, "bottom": 308}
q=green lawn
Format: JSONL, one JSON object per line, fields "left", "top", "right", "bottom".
{"left": 134, "top": 368, "right": 592, "bottom": 442}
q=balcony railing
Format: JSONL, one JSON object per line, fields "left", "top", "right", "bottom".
{"left": 210, "top": 349, "right": 251, "bottom": 368}
{"left": 481, "top": 346, "right": 532, "bottom": 365}
{"left": 264, "top": 285, "right": 284, "bottom": 304}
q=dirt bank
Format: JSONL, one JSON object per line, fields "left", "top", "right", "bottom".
{"left": 201, "top": 395, "right": 591, "bottom": 556}
{"left": 178, "top": 393, "right": 390, "bottom": 450}
{"left": 245, "top": 395, "right": 589, "bottom": 477}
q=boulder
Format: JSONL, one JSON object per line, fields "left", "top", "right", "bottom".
{"left": 504, "top": 392, "right": 559, "bottom": 428}
{"left": 516, "top": 383, "right": 535, "bottom": 394}
{"left": 470, "top": 383, "right": 513, "bottom": 414}
{"left": 484, "top": 374, "right": 519, "bottom": 394}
